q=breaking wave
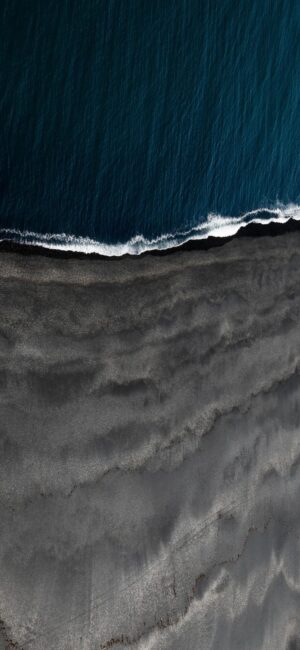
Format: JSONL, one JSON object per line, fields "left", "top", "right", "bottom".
{"left": 1, "top": 203, "right": 300, "bottom": 257}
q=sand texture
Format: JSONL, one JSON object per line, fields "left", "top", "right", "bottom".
{"left": 0, "top": 232, "right": 300, "bottom": 649}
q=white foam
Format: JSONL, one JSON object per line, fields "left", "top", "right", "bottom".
{"left": 1, "top": 203, "right": 300, "bottom": 257}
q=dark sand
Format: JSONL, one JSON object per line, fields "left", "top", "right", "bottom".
{"left": 1, "top": 224, "right": 300, "bottom": 649}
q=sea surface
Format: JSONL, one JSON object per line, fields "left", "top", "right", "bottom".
{"left": 0, "top": 0, "right": 300, "bottom": 255}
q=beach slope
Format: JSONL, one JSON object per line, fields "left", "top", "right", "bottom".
{"left": 0, "top": 229, "right": 300, "bottom": 649}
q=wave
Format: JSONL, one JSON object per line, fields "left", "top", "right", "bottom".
{"left": 1, "top": 203, "right": 300, "bottom": 257}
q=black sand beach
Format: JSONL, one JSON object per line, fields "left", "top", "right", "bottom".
{"left": 1, "top": 224, "right": 300, "bottom": 649}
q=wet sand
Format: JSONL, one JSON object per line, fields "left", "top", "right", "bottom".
{"left": 1, "top": 225, "right": 300, "bottom": 649}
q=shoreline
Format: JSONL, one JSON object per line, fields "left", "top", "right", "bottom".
{"left": 0, "top": 216, "right": 300, "bottom": 261}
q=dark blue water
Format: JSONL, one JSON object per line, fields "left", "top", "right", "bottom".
{"left": 0, "top": 1, "right": 300, "bottom": 253}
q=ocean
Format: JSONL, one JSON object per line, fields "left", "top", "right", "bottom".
{"left": 0, "top": 0, "right": 299, "bottom": 254}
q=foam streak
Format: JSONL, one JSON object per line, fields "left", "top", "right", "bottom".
{"left": 1, "top": 203, "right": 300, "bottom": 257}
